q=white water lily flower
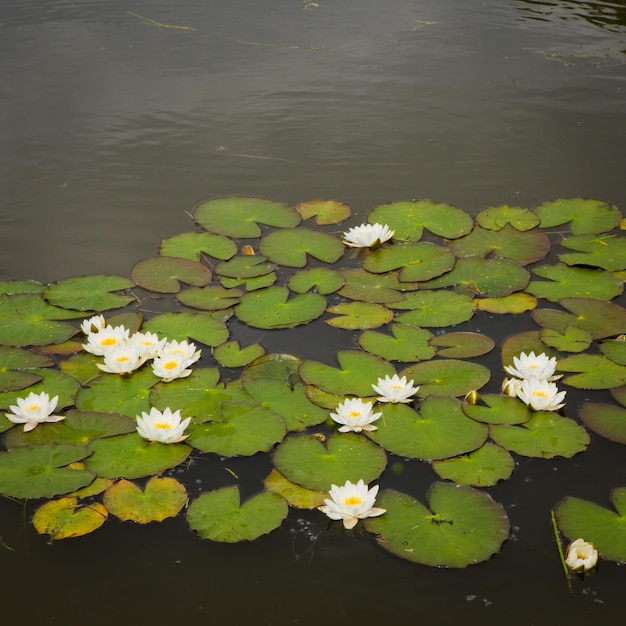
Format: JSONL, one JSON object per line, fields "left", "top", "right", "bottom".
{"left": 83, "top": 325, "right": 130, "bottom": 356}
{"left": 372, "top": 374, "right": 419, "bottom": 403}
{"left": 516, "top": 378, "right": 566, "bottom": 411}
{"left": 97, "top": 342, "right": 147, "bottom": 374}
{"left": 342, "top": 223, "right": 394, "bottom": 248}
{"left": 136, "top": 407, "right": 191, "bottom": 444}
{"left": 504, "top": 351, "right": 561, "bottom": 381}
{"left": 80, "top": 314, "right": 107, "bottom": 335}
{"left": 159, "top": 339, "right": 201, "bottom": 363}
{"left": 565, "top": 538, "right": 598, "bottom": 572}
{"left": 502, "top": 377, "right": 523, "bottom": 398}
{"left": 6, "top": 391, "right": 64, "bottom": 432}
{"left": 131, "top": 331, "right": 167, "bottom": 360}
{"left": 330, "top": 398, "right": 382, "bottom": 433}
{"left": 318, "top": 479, "right": 386, "bottom": 529}
{"left": 152, "top": 353, "right": 195, "bottom": 382}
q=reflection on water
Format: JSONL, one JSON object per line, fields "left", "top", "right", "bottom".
{"left": 517, "top": 0, "right": 626, "bottom": 32}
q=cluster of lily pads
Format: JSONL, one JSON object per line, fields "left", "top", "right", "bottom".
{"left": 0, "top": 196, "right": 625, "bottom": 570}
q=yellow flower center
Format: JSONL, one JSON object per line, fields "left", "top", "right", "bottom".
{"left": 343, "top": 496, "right": 362, "bottom": 506}
{"left": 348, "top": 411, "right": 362, "bottom": 419}
{"left": 164, "top": 360, "right": 179, "bottom": 370}
{"left": 101, "top": 337, "right": 118, "bottom": 346}
{"left": 533, "top": 390, "right": 548, "bottom": 398}
{"left": 116, "top": 355, "right": 130, "bottom": 362}
{"left": 391, "top": 384, "right": 402, "bottom": 389}
{"left": 154, "top": 421, "right": 172, "bottom": 429}
{"left": 28, "top": 404, "right": 40, "bottom": 410}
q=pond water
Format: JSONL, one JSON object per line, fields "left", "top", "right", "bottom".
{"left": 1, "top": 0, "right": 626, "bottom": 624}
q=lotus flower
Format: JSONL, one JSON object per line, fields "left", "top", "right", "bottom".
{"left": 330, "top": 398, "right": 382, "bottom": 432}
{"left": 136, "top": 407, "right": 191, "bottom": 444}
{"left": 83, "top": 325, "right": 130, "bottom": 356}
{"left": 516, "top": 378, "right": 566, "bottom": 411}
{"left": 372, "top": 374, "right": 419, "bottom": 403}
{"left": 97, "top": 342, "right": 147, "bottom": 374}
{"left": 504, "top": 351, "right": 561, "bottom": 381}
{"left": 565, "top": 538, "right": 598, "bottom": 572}
{"left": 342, "top": 223, "right": 394, "bottom": 248}
{"left": 5, "top": 391, "right": 64, "bottom": 432}
{"left": 318, "top": 479, "right": 386, "bottom": 529}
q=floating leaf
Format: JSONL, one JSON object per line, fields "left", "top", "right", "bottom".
{"left": 263, "top": 469, "right": 327, "bottom": 508}
{"left": 213, "top": 341, "right": 266, "bottom": 368}
{"left": 0, "top": 280, "right": 43, "bottom": 295}
{"left": 143, "top": 311, "right": 228, "bottom": 347}
{"left": 130, "top": 257, "right": 212, "bottom": 293}
{"left": 501, "top": 331, "right": 553, "bottom": 367}
{"left": 490, "top": 412, "right": 590, "bottom": 458}
{"left": 401, "top": 360, "right": 490, "bottom": 397}
{"left": 462, "top": 394, "right": 531, "bottom": 425}
{"left": 0, "top": 443, "right": 94, "bottom": 498}
{"left": 600, "top": 339, "right": 626, "bottom": 365}
{"left": 476, "top": 205, "right": 540, "bottom": 231}
{"left": 364, "top": 483, "right": 509, "bottom": 567}
{"left": 534, "top": 198, "right": 621, "bottom": 235}
{"left": 432, "top": 443, "right": 515, "bottom": 486}
{"left": 367, "top": 200, "right": 473, "bottom": 241}
{"left": 288, "top": 268, "right": 345, "bottom": 295}
{"left": 216, "top": 255, "right": 277, "bottom": 280}
{"left": 104, "top": 477, "right": 188, "bottom": 523}
{"left": 177, "top": 286, "right": 243, "bottom": 311}
{"left": 43, "top": 275, "right": 135, "bottom": 311}
{"left": 0, "top": 346, "right": 52, "bottom": 392}
{"left": 526, "top": 264, "right": 623, "bottom": 302}
{"left": 337, "top": 269, "right": 410, "bottom": 304}
{"left": 557, "top": 354, "right": 626, "bottom": 389}
{"left": 159, "top": 232, "right": 237, "bottom": 261}
{"left": 0, "top": 368, "right": 80, "bottom": 411}
{"left": 60, "top": 352, "right": 102, "bottom": 385}
{"left": 259, "top": 229, "right": 344, "bottom": 267}
{"left": 85, "top": 433, "right": 191, "bottom": 479}
{"left": 578, "top": 402, "right": 626, "bottom": 444}
{"left": 242, "top": 353, "right": 303, "bottom": 383}
{"left": 187, "top": 486, "right": 288, "bottom": 542}
{"left": 33, "top": 497, "right": 108, "bottom": 539}
{"left": 393, "top": 291, "right": 474, "bottom": 327}
{"left": 474, "top": 293, "right": 537, "bottom": 314}
{"left": 325, "top": 302, "right": 394, "bottom": 330}
{"left": 220, "top": 272, "right": 277, "bottom": 291}
{"left": 430, "top": 332, "right": 495, "bottom": 359}
{"left": 363, "top": 243, "right": 455, "bottom": 282}
{"left": 368, "top": 398, "right": 488, "bottom": 460}
{"left": 358, "top": 324, "right": 436, "bottom": 362}
{"left": 540, "top": 326, "right": 593, "bottom": 352}
{"left": 273, "top": 432, "right": 386, "bottom": 492}
{"left": 555, "top": 488, "right": 626, "bottom": 563}
{"left": 559, "top": 298, "right": 626, "bottom": 339}
{"left": 558, "top": 234, "right": 626, "bottom": 271}
{"left": 194, "top": 196, "right": 300, "bottom": 237}
{"left": 235, "top": 287, "right": 326, "bottom": 329}
{"left": 295, "top": 199, "right": 351, "bottom": 225}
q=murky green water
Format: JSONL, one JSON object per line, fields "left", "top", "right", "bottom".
{"left": 1, "top": 1, "right": 625, "bottom": 624}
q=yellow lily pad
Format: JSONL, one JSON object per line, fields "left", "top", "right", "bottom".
{"left": 33, "top": 497, "right": 108, "bottom": 539}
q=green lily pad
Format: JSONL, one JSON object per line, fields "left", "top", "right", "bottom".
{"left": 187, "top": 485, "right": 288, "bottom": 542}
{"left": 557, "top": 354, "right": 626, "bottom": 389}
{"left": 295, "top": 199, "right": 352, "bottom": 225}
{"left": 187, "top": 401, "right": 286, "bottom": 456}
{"left": 600, "top": 339, "right": 626, "bottom": 365}
{"left": 474, "top": 293, "right": 537, "bottom": 314}
{"left": 194, "top": 196, "right": 300, "bottom": 238}
{"left": 288, "top": 268, "right": 345, "bottom": 295}
{"left": 67, "top": 475, "right": 114, "bottom": 499}
{"left": 560, "top": 298, "right": 626, "bottom": 339}
{"left": 337, "top": 269, "right": 411, "bottom": 304}
{"left": 242, "top": 353, "right": 303, "bottom": 383}
{"left": 259, "top": 228, "right": 344, "bottom": 267}
{"left": 263, "top": 469, "right": 327, "bottom": 508}
{"left": 526, "top": 264, "right": 623, "bottom": 302}
{"left": 364, "top": 483, "right": 509, "bottom": 567}
{"left": 476, "top": 205, "right": 540, "bottom": 231}
{"left": 401, "top": 360, "right": 490, "bottom": 398}
{"left": 3, "top": 410, "right": 136, "bottom": 448}
{"left": 540, "top": 326, "right": 593, "bottom": 353}
{"left": 242, "top": 379, "right": 327, "bottom": 431}
{"left": 0, "top": 280, "right": 44, "bottom": 295}
{"left": 32, "top": 497, "right": 108, "bottom": 539}
{"left": 0, "top": 368, "right": 80, "bottom": 411}
{"left": 558, "top": 234, "right": 626, "bottom": 271}
{"left": 304, "top": 385, "right": 344, "bottom": 410}
{"left": 368, "top": 398, "right": 488, "bottom": 460}
{"left": 363, "top": 242, "right": 455, "bottom": 282}
{"left": 104, "top": 477, "right": 188, "bottom": 523}
{"left": 432, "top": 443, "right": 515, "bottom": 486}
{"left": 220, "top": 271, "right": 277, "bottom": 291}
{"left": 578, "top": 402, "right": 626, "bottom": 444}
{"left": 213, "top": 341, "right": 266, "bottom": 368}
{"left": 555, "top": 488, "right": 626, "bottom": 563}
{"left": 367, "top": 200, "right": 473, "bottom": 241}
{"left": 430, "top": 332, "right": 495, "bottom": 359}
{"left": 235, "top": 287, "right": 326, "bottom": 329}
{"left": 273, "top": 432, "right": 387, "bottom": 492}
{"left": 420, "top": 257, "right": 530, "bottom": 298}
{"left": 0, "top": 346, "right": 52, "bottom": 392}
{"left": 60, "top": 352, "right": 102, "bottom": 385}
{"left": 85, "top": 433, "right": 191, "bottom": 479}
{"left": 326, "top": 302, "right": 394, "bottom": 330}
{"left": 159, "top": 231, "right": 237, "bottom": 261}
{"left": 43, "top": 275, "right": 135, "bottom": 311}
{"left": 143, "top": 311, "right": 228, "bottom": 346}
{"left": 177, "top": 286, "right": 243, "bottom": 311}
{"left": 447, "top": 225, "right": 550, "bottom": 266}
{"left": 534, "top": 198, "right": 622, "bottom": 235}
{"left": 299, "top": 351, "right": 395, "bottom": 397}
{"left": 462, "top": 394, "right": 531, "bottom": 425}
{"left": 130, "top": 257, "right": 213, "bottom": 294}
{"left": 358, "top": 324, "right": 436, "bottom": 362}
{"left": 0, "top": 443, "right": 94, "bottom": 498}
{"left": 393, "top": 291, "right": 474, "bottom": 327}
{"left": 490, "top": 412, "right": 590, "bottom": 458}
{"left": 501, "top": 331, "right": 555, "bottom": 368}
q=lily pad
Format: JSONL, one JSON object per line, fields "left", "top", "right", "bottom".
{"left": 358, "top": 324, "right": 436, "bottom": 362}
{"left": 214, "top": 341, "right": 266, "bottom": 368}
{"left": 0, "top": 443, "right": 94, "bottom": 498}
{"left": 263, "top": 469, "right": 327, "bottom": 508}
{"left": 368, "top": 398, "right": 488, "bottom": 460}
{"left": 578, "top": 402, "right": 626, "bottom": 444}
{"left": 60, "top": 352, "right": 102, "bottom": 385}
{"left": 0, "top": 346, "right": 52, "bottom": 392}
{"left": 557, "top": 354, "right": 626, "bottom": 389}
{"left": 143, "top": 311, "right": 228, "bottom": 347}
{"left": 273, "top": 432, "right": 387, "bottom": 492}
{"left": 474, "top": 293, "right": 537, "bottom": 314}
{"left": 558, "top": 234, "right": 626, "bottom": 271}
{"left": 540, "top": 326, "right": 593, "bottom": 353}
{"left": 432, "top": 443, "right": 515, "bottom": 486}
{"left": 559, "top": 298, "right": 626, "bottom": 339}
{"left": 259, "top": 228, "right": 344, "bottom": 267}
{"left": 476, "top": 205, "right": 540, "bottom": 231}
{"left": 401, "top": 360, "right": 491, "bottom": 398}
{"left": 0, "top": 280, "right": 44, "bottom": 295}
{"left": 177, "top": 286, "right": 243, "bottom": 311}
{"left": 393, "top": 291, "right": 474, "bottom": 327}
{"left": 104, "top": 477, "right": 188, "bottom": 523}
{"left": 337, "top": 269, "right": 410, "bottom": 304}
{"left": 287, "top": 268, "right": 345, "bottom": 295}
{"left": 534, "top": 198, "right": 621, "bottom": 235}
{"left": 295, "top": 199, "right": 352, "bottom": 225}
{"left": 555, "top": 488, "right": 626, "bottom": 563}
{"left": 187, "top": 485, "right": 288, "bottom": 542}
{"left": 159, "top": 231, "right": 237, "bottom": 261}
{"left": 215, "top": 255, "right": 276, "bottom": 280}
{"left": 501, "top": 331, "right": 554, "bottom": 368}
{"left": 242, "top": 353, "right": 303, "bottom": 383}
{"left": 367, "top": 200, "right": 473, "bottom": 241}
{"left": 325, "top": 302, "right": 394, "bottom": 330}
{"left": 430, "top": 332, "right": 495, "bottom": 359}
{"left": 0, "top": 368, "right": 80, "bottom": 411}
{"left": 43, "top": 275, "right": 135, "bottom": 311}
{"left": 364, "top": 483, "right": 509, "bottom": 567}
{"left": 490, "top": 412, "right": 590, "bottom": 458}
{"left": 33, "top": 497, "right": 108, "bottom": 539}
{"left": 130, "top": 257, "right": 213, "bottom": 293}
{"left": 600, "top": 339, "right": 626, "bottom": 365}
{"left": 220, "top": 272, "right": 277, "bottom": 291}
{"left": 85, "top": 433, "right": 191, "bottom": 479}
{"left": 462, "top": 394, "right": 531, "bottom": 425}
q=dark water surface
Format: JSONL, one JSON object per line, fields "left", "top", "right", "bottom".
{"left": 1, "top": 1, "right": 626, "bottom": 624}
